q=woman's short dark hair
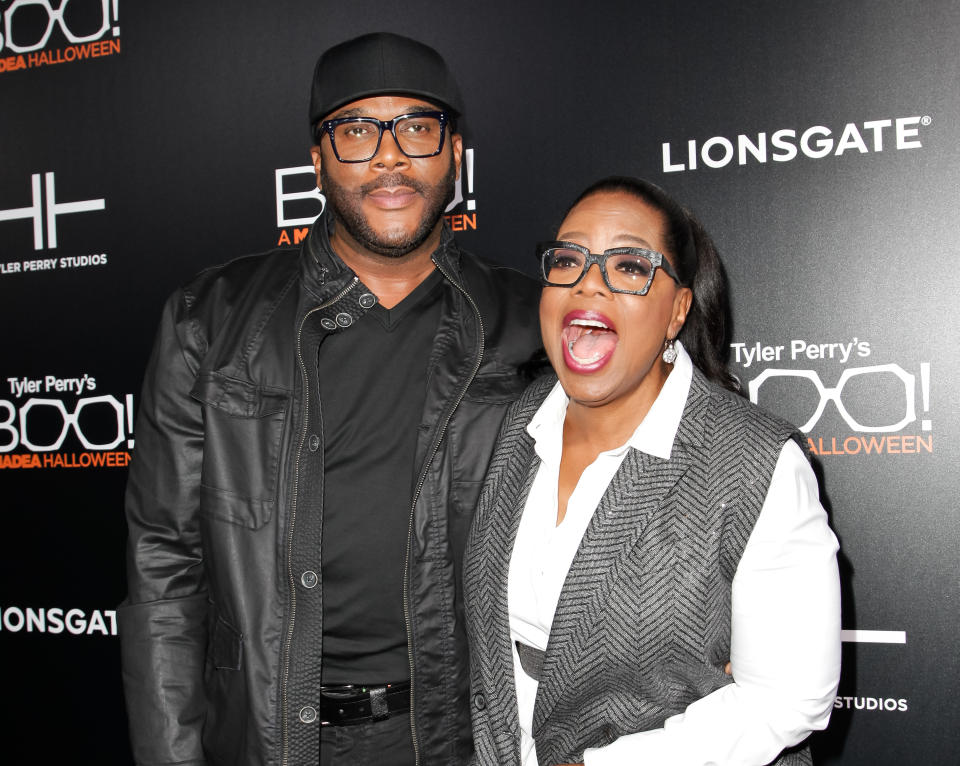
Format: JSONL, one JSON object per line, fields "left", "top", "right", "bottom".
{"left": 564, "top": 176, "right": 741, "bottom": 393}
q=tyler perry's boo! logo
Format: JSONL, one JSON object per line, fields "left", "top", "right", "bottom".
{"left": 0, "top": 0, "right": 121, "bottom": 73}
{"left": 273, "top": 148, "right": 478, "bottom": 246}
{"left": 748, "top": 364, "right": 927, "bottom": 434}
{"left": 733, "top": 339, "right": 934, "bottom": 457}
{"left": 0, "top": 374, "right": 135, "bottom": 469}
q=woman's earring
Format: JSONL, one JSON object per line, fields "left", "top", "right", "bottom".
{"left": 662, "top": 338, "right": 678, "bottom": 364}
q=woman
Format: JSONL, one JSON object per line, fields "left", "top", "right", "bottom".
{"left": 464, "top": 177, "right": 841, "bottom": 766}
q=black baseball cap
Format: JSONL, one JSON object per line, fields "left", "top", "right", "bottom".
{"left": 309, "top": 32, "right": 464, "bottom": 131}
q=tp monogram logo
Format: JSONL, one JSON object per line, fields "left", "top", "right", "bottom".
{"left": 0, "top": 172, "right": 105, "bottom": 250}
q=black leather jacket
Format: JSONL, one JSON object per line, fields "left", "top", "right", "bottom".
{"left": 119, "top": 214, "right": 541, "bottom": 766}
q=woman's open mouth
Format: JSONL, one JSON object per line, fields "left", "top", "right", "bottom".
{"left": 560, "top": 312, "right": 618, "bottom": 372}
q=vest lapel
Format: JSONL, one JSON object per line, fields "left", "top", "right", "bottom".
{"left": 470, "top": 423, "right": 542, "bottom": 761}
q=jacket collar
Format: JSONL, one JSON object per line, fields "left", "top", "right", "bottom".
{"left": 300, "top": 207, "right": 462, "bottom": 303}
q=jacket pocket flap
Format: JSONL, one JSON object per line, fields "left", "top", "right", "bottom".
{"left": 190, "top": 373, "right": 287, "bottom": 418}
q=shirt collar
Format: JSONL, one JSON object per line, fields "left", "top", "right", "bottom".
{"left": 526, "top": 341, "right": 693, "bottom": 462}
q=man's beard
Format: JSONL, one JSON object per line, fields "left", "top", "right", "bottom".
{"left": 321, "top": 157, "right": 456, "bottom": 258}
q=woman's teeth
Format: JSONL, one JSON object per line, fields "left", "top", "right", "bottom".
{"left": 563, "top": 318, "right": 617, "bottom": 366}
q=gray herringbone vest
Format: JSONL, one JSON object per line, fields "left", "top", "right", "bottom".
{"left": 465, "top": 369, "right": 812, "bottom": 766}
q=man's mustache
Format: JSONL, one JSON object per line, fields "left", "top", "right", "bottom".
{"left": 360, "top": 173, "right": 428, "bottom": 195}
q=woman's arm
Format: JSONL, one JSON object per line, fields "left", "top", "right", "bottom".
{"left": 584, "top": 439, "right": 841, "bottom": 765}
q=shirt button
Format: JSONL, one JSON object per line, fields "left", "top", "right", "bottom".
{"left": 299, "top": 706, "right": 317, "bottom": 724}
{"left": 359, "top": 292, "right": 377, "bottom": 308}
{"left": 308, "top": 434, "right": 320, "bottom": 452}
{"left": 335, "top": 312, "right": 353, "bottom": 327}
{"left": 301, "top": 570, "right": 318, "bottom": 589}
{"left": 473, "top": 692, "right": 486, "bottom": 710}
{"left": 320, "top": 317, "right": 337, "bottom": 331}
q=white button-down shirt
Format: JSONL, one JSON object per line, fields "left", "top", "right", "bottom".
{"left": 508, "top": 343, "right": 841, "bottom": 765}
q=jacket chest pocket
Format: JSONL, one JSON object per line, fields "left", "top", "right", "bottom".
{"left": 191, "top": 373, "right": 289, "bottom": 529}
{"left": 452, "top": 371, "right": 527, "bottom": 483}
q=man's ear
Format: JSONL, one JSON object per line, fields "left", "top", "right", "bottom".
{"left": 451, "top": 133, "right": 463, "bottom": 180}
{"left": 310, "top": 145, "right": 323, "bottom": 189}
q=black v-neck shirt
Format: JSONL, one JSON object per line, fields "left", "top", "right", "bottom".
{"left": 317, "top": 269, "right": 444, "bottom": 684}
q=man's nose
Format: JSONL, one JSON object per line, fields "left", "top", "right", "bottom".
{"left": 372, "top": 128, "right": 410, "bottom": 169}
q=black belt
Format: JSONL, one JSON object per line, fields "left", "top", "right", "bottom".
{"left": 516, "top": 641, "right": 545, "bottom": 682}
{"left": 319, "top": 681, "right": 411, "bottom": 727}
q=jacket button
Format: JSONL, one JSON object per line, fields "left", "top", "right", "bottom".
{"left": 335, "top": 312, "right": 353, "bottom": 327}
{"left": 473, "top": 692, "right": 486, "bottom": 710}
{"left": 301, "top": 570, "right": 318, "bottom": 589}
{"left": 320, "top": 318, "right": 337, "bottom": 331}
{"left": 308, "top": 434, "right": 320, "bottom": 452}
{"left": 299, "top": 706, "right": 317, "bottom": 723}
{"left": 359, "top": 292, "right": 377, "bottom": 308}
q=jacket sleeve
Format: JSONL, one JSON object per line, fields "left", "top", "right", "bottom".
{"left": 118, "top": 289, "right": 210, "bottom": 766}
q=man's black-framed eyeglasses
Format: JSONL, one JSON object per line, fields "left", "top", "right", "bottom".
{"left": 536, "top": 240, "right": 684, "bottom": 296}
{"left": 315, "top": 110, "right": 450, "bottom": 163}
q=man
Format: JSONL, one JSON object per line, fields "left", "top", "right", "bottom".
{"left": 119, "top": 33, "right": 540, "bottom": 766}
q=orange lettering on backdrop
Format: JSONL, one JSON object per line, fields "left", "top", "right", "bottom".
{"left": 0, "top": 454, "right": 42, "bottom": 469}
{"left": 843, "top": 436, "right": 861, "bottom": 455}
{"left": 0, "top": 55, "right": 27, "bottom": 73}
{"left": 807, "top": 433, "right": 933, "bottom": 456}
{"left": 2, "top": 450, "right": 134, "bottom": 469}
{"left": 278, "top": 227, "right": 310, "bottom": 246}
{"left": 445, "top": 214, "right": 469, "bottom": 231}
{"left": 17, "top": 38, "right": 120, "bottom": 72}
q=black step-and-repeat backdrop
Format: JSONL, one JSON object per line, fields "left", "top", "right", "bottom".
{"left": 1, "top": 2, "right": 958, "bottom": 763}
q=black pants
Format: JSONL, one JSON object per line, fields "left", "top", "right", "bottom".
{"left": 320, "top": 712, "right": 416, "bottom": 766}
